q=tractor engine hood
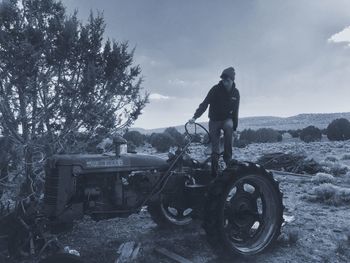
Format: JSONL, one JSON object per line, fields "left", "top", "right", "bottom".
{"left": 45, "top": 153, "right": 169, "bottom": 172}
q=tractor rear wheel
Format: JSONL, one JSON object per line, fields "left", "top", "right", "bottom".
{"left": 203, "top": 162, "right": 284, "bottom": 258}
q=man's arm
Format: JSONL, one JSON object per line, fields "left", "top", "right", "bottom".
{"left": 232, "top": 89, "right": 240, "bottom": 131}
{"left": 192, "top": 88, "right": 213, "bottom": 119}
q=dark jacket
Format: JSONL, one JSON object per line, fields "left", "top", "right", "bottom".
{"left": 193, "top": 81, "right": 240, "bottom": 130}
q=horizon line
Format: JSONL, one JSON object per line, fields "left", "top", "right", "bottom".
{"left": 132, "top": 111, "right": 350, "bottom": 130}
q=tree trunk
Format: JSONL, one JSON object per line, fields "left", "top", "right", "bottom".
{"left": 19, "top": 145, "right": 34, "bottom": 196}
{"left": 18, "top": 84, "right": 33, "bottom": 196}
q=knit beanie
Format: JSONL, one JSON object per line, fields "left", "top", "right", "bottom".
{"left": 220, "top": 67, "right": 235, "bottom": 81}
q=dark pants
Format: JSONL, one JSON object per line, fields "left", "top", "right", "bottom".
{"left": 209, "top": 119, "right": 233, "bottom": 176}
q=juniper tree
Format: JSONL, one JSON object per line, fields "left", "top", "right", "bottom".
{"left": 0, "top": 0, "right": 148, "bottom": 193}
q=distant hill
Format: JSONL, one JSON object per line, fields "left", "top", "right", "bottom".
{"left": 131, "top": 112, "right": 350, "bottom": 134}
{"left": 236, "top": 112, "right": 350, "bottom": 131}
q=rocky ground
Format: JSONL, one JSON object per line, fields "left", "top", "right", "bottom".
{"left": 3, "top": 137, "right": 350, "bottom": 263}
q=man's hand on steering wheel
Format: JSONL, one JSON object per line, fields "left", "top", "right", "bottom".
{"left": 185, "top": 119, "right": 211, "bottom": 145}
{"left": 188, "top": 118, "right": 196, "bottom": 124}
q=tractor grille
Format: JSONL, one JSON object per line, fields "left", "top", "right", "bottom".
{"left": 44, "top": 167, "right": 59, "bottom": 208}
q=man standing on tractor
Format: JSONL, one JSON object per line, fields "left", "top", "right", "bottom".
{"left": 189, "top": 67, "right": 240, "bottom": 176}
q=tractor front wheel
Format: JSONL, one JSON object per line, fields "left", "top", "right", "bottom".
{"left": 147, "top": 193, "right": 193, "bottom": 228}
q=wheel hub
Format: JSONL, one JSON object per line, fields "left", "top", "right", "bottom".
{"left": 160, "top": 194, "right": 193, "bottom": 224}
{"left": 230, "top": 192, "right": 258, "bottom": 228}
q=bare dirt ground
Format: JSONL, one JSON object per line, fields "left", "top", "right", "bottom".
{"left": 53, "top": 138, "right": 350, "bottom": 263}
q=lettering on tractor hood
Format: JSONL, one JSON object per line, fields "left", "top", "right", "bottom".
{"left": 86, "top": 158, "right": 124, "bottom": 168}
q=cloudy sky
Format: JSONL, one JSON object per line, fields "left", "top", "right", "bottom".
{"left": 62, "top": 0, "right": 350, "bottom": 129}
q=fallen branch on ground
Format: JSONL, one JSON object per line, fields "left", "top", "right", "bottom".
{"left": 258, "top": 152, "right": 323, "bottom": 174}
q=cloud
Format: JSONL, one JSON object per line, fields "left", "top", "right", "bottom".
{"left": 328, "top": 26, "right": 350, "bottom": 46}
{"left": 149, "top": 93, "right": 172, "bottom": 100}
{"left": 167, "top": 78, "right": 202, "bottom": 87}
{"left": 136, "top": 55, "right": 162, "bottom": 67}
{"left": 167, "top": 78, "right": 187, "bottom": 86}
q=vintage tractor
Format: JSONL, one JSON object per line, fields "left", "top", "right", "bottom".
{"left": 1, "top": 122, "right": 284, "bottom": 261}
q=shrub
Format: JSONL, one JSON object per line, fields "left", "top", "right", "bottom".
{"left": 326, "top": 118, "right": 350, "bottom": 141}
{"left": 254, "top": 128, "right": 282, "bottom": 143}
{"left": 148, "top": 133, "right": 157, "bottom": 144}
{"left": 164, "top": 127, "right": 185, "bottom": 146}
{"left": 329, "top": 163, "right": 348, "bottom": 176}
{"left": 311, "top": 173, "right": 335, "bottom": 184}
{"left": 123, "top": 131, "right": 145, "bottom": 147}
{"left": 150, "top": 133, "right": 175, "bottom": 152}
{"left": 127, "top": 141, "right": 137, "bottom": 153}
{"left": 144, "top": 134, "right": 152, "bottom": 144}
{"left": 300, "top": 125, "right": 322, "bottom": 142}
{"left": 335, "top": 233, "right": 350, "bottom": 258}
{"left": 324, "top": 156, "right": 338, "bottom": 162}
{"left": 320, "top": 160, "right": 348, "bottom": 176}
{"left": 342, "top": 154, "right": 350, "bottom": 160}
{"left": 86, "top": 129, "right": 113, "bottom": 154}
{"left": 239, "top": 129, "right": 256, "bottom": 143}
{"left": 238, "top": 128, "right": 282, "bottom": 145}
{"left": 305, "top": 183, "right": 350, "bottom": 206}
{"left": 288, "top": 129, "right": 301, "bottom": 138}
{"left": 96, "top": 138, "right": 113, "bottom": 153}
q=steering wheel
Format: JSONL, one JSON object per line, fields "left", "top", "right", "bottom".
{"left": 185, "top": 122, "right": 211, "bottom": 144}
